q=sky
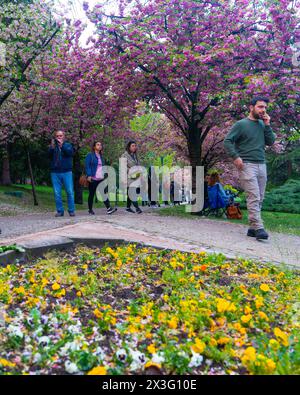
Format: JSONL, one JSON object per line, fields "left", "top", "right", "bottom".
{"left": 54, "top": 0, "right": 118, "bottom": 46}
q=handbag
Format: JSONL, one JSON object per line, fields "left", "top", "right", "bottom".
{"left": 79, "top": 174, "right": 90, "bottom": 188}
{"left": 226, "top": 204, "right": 243, "bottom": 220}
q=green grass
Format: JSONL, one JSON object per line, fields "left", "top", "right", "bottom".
{"left": 0, "top": 184, "right": 126, "bottom": 215}
{"left": 158, "top": 205, "right": 300, "bottom": 236}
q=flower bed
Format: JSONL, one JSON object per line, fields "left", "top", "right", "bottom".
{"left": 0, "top": 245, "right": 299, "bottom": 375}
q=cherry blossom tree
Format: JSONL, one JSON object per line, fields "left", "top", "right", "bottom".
{"left": 87, "top": 0, "right": 300, "bottom": 175}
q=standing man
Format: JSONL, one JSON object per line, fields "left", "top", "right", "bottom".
{"left": 224, "top": 97, "right": 276, "bottom": 240}
{"left": 49, "top": 130, "right": 75, "bottom": 217}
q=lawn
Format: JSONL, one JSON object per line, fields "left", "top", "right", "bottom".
{"left": 157, "top": 205, "right": 300, "bottom": 237}
{"left": 0, "top": 185, "right": 126, "bottom": 215}
{"left": 0, "top": 244, "right": 299, "bottom": 375}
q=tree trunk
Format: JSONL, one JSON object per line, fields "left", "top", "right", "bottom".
{"left": 1, "top": 142, "right": 12, "bottom": 185}
{"left": 73, "top": 150, "right": 83, "bottom": 205}
{"left": 26, "top": 148, "right": 38, "bottom": 206}
{"left": 187, "top": 127, "right": 204, "bottom": 214}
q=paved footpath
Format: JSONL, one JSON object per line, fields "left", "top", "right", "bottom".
{"left": 1, "top": 208, "right": 299, "bottom": 269}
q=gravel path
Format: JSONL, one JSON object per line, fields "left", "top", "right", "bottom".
{"left": 1, "top": 207, "right": 299, "bottom": 268}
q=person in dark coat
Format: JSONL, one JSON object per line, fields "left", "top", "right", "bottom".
{"left": 85, "top": 141, "right": 117, "bottom": 215}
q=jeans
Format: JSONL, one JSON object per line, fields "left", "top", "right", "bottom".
{"left": 88, "top": 179, "right": 110, "bottom": 211}
{"left": 51, "top": 171, "right": 75, "bottom": 214}
{"left": 239, "top": 163, "right": 267, "bottom": 230}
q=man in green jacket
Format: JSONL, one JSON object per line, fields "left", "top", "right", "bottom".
{"left": 224, "top": 97, "right": 276, "bottom": 240}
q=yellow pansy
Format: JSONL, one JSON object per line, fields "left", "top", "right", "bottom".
{"left": 217, "top": 337, "right": 231, "bottom": 345}
{"left": 269, "top": 339, "right": 280, "bottom": 351}
{"left": 116, "top": 260, "right": 122, "bottom": 269}
{"left": 93, "top": 309, "right": 103, "bottom": 319}
{"left": 265, "top": 359, "right": 276, "bottom": 373}
{"left": 241, "top": 314, "right": 252, "bottom": 324}
{"left": 14, "top": 286, "right": 26, "bottom": 295}
{"left": 145, "top": 361, "right": 162, "bottom": 369}
{"left": 88, "top": 366, "right": 107, "bottom": 375}
{"left": 274, "top": 328, "right": 289, "bottom": 347}
{"left": 55, "top": 289, "right": 66, "bottom": 298}
{"left": 168, "top": 317, "right": 178, "bottom": 329}
{"left": 260, "top": 284, "right": 270, "bottom": 292}
{"left": 258, "top": 311, "right": 269, "bottom": 321}
{"left": 52, "top": 283, "right": 60, "bottom": 291}
{"left": 41, "top": 278, "right": 49, "bottom": 287}
{"left": 244, "top": 306, "right": 252, "bottom": 315}
{"left": 216, "top": 298, "right": 236, "bottom": 313}
{"left": 191, "top": 338, "right": 206, "bottom": 354}
{"left": 255, "top": 296, "right": 264, "bottom": 309}
{"left": 241, "top": 347, "right": 256, "bottom": 364}
{"left": 147, "top": 344, "right": 156, "bottom": 354}
{"left": 233, "top": 322, "right": 246, "bottom": 335}
{"left": 0, "top": 358, "right": 16, "bottom": 368}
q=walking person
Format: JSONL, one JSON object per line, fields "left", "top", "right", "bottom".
{"left": 85, "top": 141, "right": 117, "bottom": 215}
{"left": 121, "top": 140, "right": 142, "bottom": 214}
{"left": 224, "top": 97, "right": 276, "bottom": 240}
{"left": 49, "top": 130, "right": 75, "bottom": 217}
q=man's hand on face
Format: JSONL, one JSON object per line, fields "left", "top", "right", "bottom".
{"left": 261, "top": 113, "right": 271, "bottom": 126}
{"left": 233, "top": 157, "right": 244, "bottom": 170}
{"left": 56, "top": 137, "right": 64, "bottom": 147}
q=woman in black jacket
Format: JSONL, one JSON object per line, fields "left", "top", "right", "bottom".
{"left": 85, "top": 141, "right": 117, "bottom": 215}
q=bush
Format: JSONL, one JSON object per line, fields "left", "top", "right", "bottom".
{"left": 262, "top": 179, "right": 300, "bottom": 214}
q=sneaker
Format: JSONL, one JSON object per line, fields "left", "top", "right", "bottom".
{"left": 247, "top": 228, "right": 256, "bottom": 237}
{"left": 89, "top": 210, "right": 95, "bottom": 215}
{"left": 69, "top": 212, "right": 76, "bottom": 217}
{"left": 107, "top": 207, "right": 117, "bottom": 215}
{"left": 126, "top": 207, "right": 135, "bottom": 213}
{"left": 255, "top": 228, "right": 269, "bottom": 240}
{"left": 55, "top": 212, "right": 64, "bottom": 217}
{"left": 136, "top": 208, "right": 142, "bottom": 214}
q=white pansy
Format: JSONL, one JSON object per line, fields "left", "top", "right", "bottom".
{"left": 95, "top": 346, "right": 105, "bottom": 360}
{"left": 65, "top": 360, "right": 79, "bottom": 374}
{"left": 152, "top": 352, "right": 165, "bottom": 365}
{"left": 40, "top": 315, "right": 49, "bottom": 325}
{"left": 116, "top": 348, "right": 127, "bottom": 362}
{"left": 33, "top": 353, "right": 42, "bottom": 363}
{"left": 188, "top": 352, "right": 203, "bottom": 368}
{"left": 205, "top": 359, "right": 213, "bottom": 366}
{"left": 59, "top": 340, "right": 81, "bottom": 356}
{"left": 7, "top": 324, "right": 24, "bottom": 338}
{"left": 129, "top": 350, "right": 146, "bottom": 371}
{"left": 68, "top": 324, "right": 81, "bottom": 334}
{"left": 38, "top": 336, "right": 50, "bottom": 346}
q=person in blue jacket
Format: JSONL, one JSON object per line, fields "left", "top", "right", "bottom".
{"left": 207, "top": 173, "right": 229, "bottom": 209}
{"left": 49, "top": 130, "right": 75, "bottom": 217}
{"left": 85, "top": 141, "right": 117, "bottom": 215}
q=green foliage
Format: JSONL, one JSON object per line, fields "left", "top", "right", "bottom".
{"left": 263, "top": 179, "right": 300, "bottom": 214}
{"left": 0, "top": 244, "right": 25, "bottom": 253}
{"left": 267, "top": 146, "right": 300, "bottom": 186}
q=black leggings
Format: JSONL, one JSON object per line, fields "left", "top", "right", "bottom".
{"left": 127, "top": 187, "right": 139, "bottom": 209}
{"left": 88, "top": 179, "right": 110, "bottom": 211}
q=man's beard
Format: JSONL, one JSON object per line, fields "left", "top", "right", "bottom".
{"left": 252, "top": 110, "right": 261, "bottom": 120}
